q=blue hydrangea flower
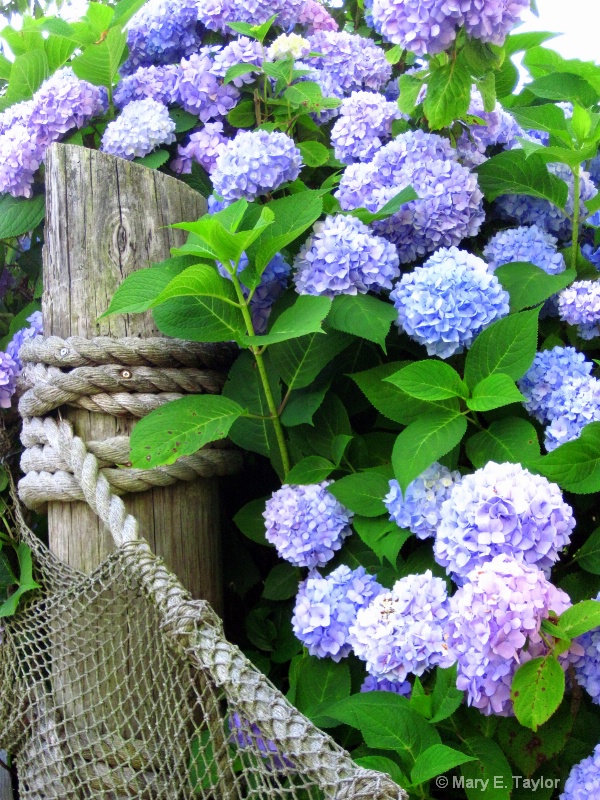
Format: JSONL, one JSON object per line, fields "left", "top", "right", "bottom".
{"left": 211, "top": 37, "right": 264, "bottom": 87}
{"left": 0, "top": 124, "right": 44, "bottom": 198}
{"left": 306, "top": 31, "right": 392, "bottom": 94}
{"left": 7, "top": 311, "right": 43, "bottom": 373}
{"left": 177, "top": 52, "right": 240, "bottom": 120}
{"left": 331, "top": 91, "right": 400, "bottom": 164}
{"left": 572, "top": 592, "right": 600, "bottom": 705}
{"left": 0, "top": 100, "right": 35, "bottom": 136}
{"left": 463, "top": 0, "right": 529, "bottom": 45}
{"left": 197, "top": 0, "right": 305, "bottom": 31}
{"left": 385, "top": 464, "right": 461, "bottom": 540}
{"left": 361, "top": 675, "right": 412, "bottom": 696}
{"left": 582, "top": 242, "right": 600, "bottom": 269}
{"left": 349, "top": 571, "right": 456, "bottom": 682}
{"left": 369, "top": 0, "right": 462, "bottom": 56}
{"left": 264, "top": 481, "right": 353, "bottom": 568}
{"left": 293, "top": 214, "right": 400, "bottom": 297}
{"left": 518, "top": 346, "right": 593, "bottom": 423}
{"left": 171, "top": 122, "right": 228, "bottom": 174}
{"left": 495, "top": 163, "right": 597, "bottom": 242}
{"left": 114, "top": 65, "right": 181, "bottom": 108}
{"left": 447, "top": 555, "right": 576, "bottom": 717}
{"left": 212, "top": 129, "right": 302, "bottom": 203}
{"left": 123, "top": 0, "right": 201, "bottom": 72}
{"left": 267, "top": 33, "right": 312, "bottom": 61}
{"left": 292, "top": 565, "right": 383, "bottom": 660}
{"left": 298, "top": 0, "right": 339, "bottom": 33}
{"left": 390, "top": 247, "right": 509, "bottom": 358}
{"left": 229, "top": 713, "right": 293, "bottom": 770}
{"left": 434, "top": 461, "right": 575, "bottom": 582}
{"left": 561, "top": 745, "right": 600, "bottom": 800}
{"left": 101, "top": 99, "right": 176, "bottom": 160}
{"left": 544, "top": 376, "right": 600, "bottom": 452}
{"left": 457, "top": 88, "right": 523, "bottom": 165}
{"left": 0, "top": 352, "right": 19, "bottom": 409}
{"left": 483, "top": 225, "right": 566, "bottom": 275}
{"left": 558, "top": 280, "right": 600, "bottom": 339}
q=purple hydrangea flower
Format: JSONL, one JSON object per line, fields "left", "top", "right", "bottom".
{"left": 306, "top": 31, "right": 392, "bottom": 94}
{"left": 292, "top": 565, "right": 384, "bottom": 660}
{"left": 369, "top": 0, "right": 461, "bottom": 56}
{"left": 331, "top": 91, "right": 400, "bottom": 164}
{"left": 0, "top": 352, "right": 19, "bottom": 408}
{"left": 101, "top": 99, "right": 176, "bottom": 160}
{"left": 212, "top": 129, "right": 302, "bottom": 203}
{"left": 434, "top": 461, "right": 575, "bottom": 582}
{"left": 385, "top": 464, "right": 461, "bottom": 540}
{"left": 558, "top": 280, "right": 600, "bottom": 339}
{"left": 0, "top": 100, "right": 34, "bottom": 136}
{"left": 293, "top": 214, "right": 400, "bottom": 297}
{"left": 447, "top": 555, "right": 576, "bottom": 717}
{"left": 561, "top": 745, "right": 600, "bottom": 800}
{"left": 572, "top": 592, "right": 600, "bottom": 705}
{"left": 264, "top": 481, "right": 353, "bottom": 568}
{"left": 6, "top": 311, "right": 43, "bottom": 373}
{"left": 496, "top": 163, "right": 597, "bottom": 242}
{"left": 123, "top": 0, "right": 201, "bottom": 72}
{"left": 229, "top": 713, "right": 293, "bottom": 770}
{"left": 114, "top": 65, "right": 181, "bottom": 108}
{"left": 463, "top": 0, "right": 530, "bottom": 45}
{"left": 518, "top": 346, "right": 593, "bottom": 424}
{"left": 177, "top": 52, "right": 240, "bottom": 120}
{"left": 460, "top": 88, "right": 523, "bottom": 153}
{"left": 483, "top": 225, "right": 566, "bottom": 275}
{"left": 211, "top": 37, "right": 264, "bottom": 87}
{"left": 298, "top": 0, "right": 339, "bottom": 33}
{"left": 267, "top": 33, "right": 312, "bottom": 61}
{"left": 197, "top": 0, "right": 305, "bottom": 31}
{"left": 170, "top": 122, "right": 228, "bottom": 174}
{"left": 349, "top": 571, "right": 455, "bottom": 682}
{"left": 544, "top": 375, "right": 600, "bottom": 452}
{"left": 390, "top": 247, "right": 509, "bottom": 358}
{"left": 361, "top": 675, "right": 412, "bottom": 696}
{"left": 0, "top": 124, "right": 44, "bottom": 198}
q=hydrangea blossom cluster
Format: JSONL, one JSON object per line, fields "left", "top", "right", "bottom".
{"left": 0, "top": 353, "right": 18, "bottom": 409}
{"left": 298, "top": 0, "right": 339, "bottom": 33}
{"left": 385, "top": 464, "right": 461, "bottom": 540}
{"left": 292, "top": 566, "right": 383, "bottom": 660}
{"left": 229, "top": 713, "right": 293, "bottom": 770}
{"left": 558, "top": 281, "right": 600, "bottom": 339}
{"left": 0, "top": 125, "right": 45, "bottom": 198}
{"left": 518, "top": 346, "right": 594, "bottom": 423}
{"left": 455, "top": 88, "right": 522, "bottom": 166}
{"left": 331, "top": 91, "right": 400, "bottom": 164}
{"left": 211, "top": 38, "right": 264, "bottom": 87}
{"left": 0, "top": 100, "right": 35, "bottom": 135}
{"left": 113, "top": 65, "right": 181, "bottom": 108}
{"left": 124, "top": 0, "right": 201, "bottom": 72}
{"left": 544, "top": 376, "right": 600, "bottom": 451}
{"left": 177, "top": 52, "right": 240, "bottom": 119}
{"left": 368, "top": 0, "right": 528, "bottom": 56}
{"left": 197, "top": 0, "right": 305, "bottom": 31}
{"left": 171, "top": 122, "right": 228, "bottom": 174}
{"left": 212, "top": 130, "right": 302, "bottom": 203}
{"left": 446, "top": 555, "right": 574, "bottom": 716}
{"left": 361, "top": 675, "right": 411, "bottom": 696}
{"left": 264, "top": 482, "right": 353, "bottom": 568}
{"left": 267, "top": 33, "right": 312, "bottom": 61}
{"left": 390, "top": 247, "right": 509, "bottom": 358}
{"left": 496, "top": 163, "right": 597, "bottom": 241}
{"left": 306, "top": 31, "right": 392, "bottom": 94}
{"left": 336, "top": 132, "right": 485, "bottom": 263}
{"left": 434, "top": 462, "right": 575, "bottom": 581}
{"left": 349, "top": 571, "right": 455, "bottom": 682}
{"left": 561, "top": 745, "right": 600, "bottom": 800}
{"left": 101, "top": 99, "right": 176, "bottom": 160}
{"left": 293, "top": 214, "right": 400, "bottom": 297}
{"left": 572, "top": 592, "right": 600, "bottom": 705}
{"left": 483, "top": 225, "right": 566, "bottom": 275}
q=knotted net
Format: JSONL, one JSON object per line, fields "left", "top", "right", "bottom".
{"left": 0, "top": 334, "right": 406, "bottom": 800}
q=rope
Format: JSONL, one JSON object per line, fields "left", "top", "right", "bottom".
{"left": 18, "top": 336, "right": 242, "bottom": 510}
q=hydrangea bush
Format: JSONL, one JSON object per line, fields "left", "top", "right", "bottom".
{"left": 4, "top": 0, "right": 600, "bottom": 795}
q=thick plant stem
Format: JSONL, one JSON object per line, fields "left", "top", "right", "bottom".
{"left": 571, "top": 167, "right": 581, "bottom": 272}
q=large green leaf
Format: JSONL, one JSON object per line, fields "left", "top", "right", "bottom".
{"left": 528, "top": 72, "right": 599, "bottom": 106}
{"left": 240, "top": 295, "right": 332, "bottom": 346}
{"left": 558, "top": 600, "right": 600, "bottom": 638}
{"left": 475, "top": 150, "right": 569, "bottom": 208}
{"left": 423, "top": 58, "right": 471, "bottom": 130}
{"left": 102, "top": 256, "right": 197, "bottom": 317}
{"left": 71, "top": 27, "right": 127, "bottom": 87}
{"left": 0, "top": 49, "right": 48, "bottom": 108}
{"left": 329, "top": 471, "right": 389, "bottom": 517}
{"left": 411, "top": 745, "right": 476, "bottom": 787}
{"left": 466, "top": 374, "right": 524, "bottom": 412}
{"left": 536, "top": 422, "right": 600, "bottom": 493}
{"left": 386, "top": 361, "right": 468, "bottom": 402}
{"left": 0, "top": 194, "right": 45, "bottom": 240}
{"left": 328, "top": 294, "right": 397, "bottom": 349}
{"left": 461, "top": 738, "right": 512, "bottom": 800}
{"left": 574, "top": 526, "right": 600, "bottom": 574}
{"left": 509, "top": 103, "right": 569, "bottom": 135}
{"left": 495, "top": 263, "right": 576, "bottom": 312}
{"left": 511, "top": 656, "right": 565, "bottom": 731}
{"left": 294, "top": 659, "right": 351, "bottom": 727}
{"left": 270, "top": 329, "right": 351, "bottom": 391}
{"left": 466, "top": 417, "right": 541, "bottom": 469}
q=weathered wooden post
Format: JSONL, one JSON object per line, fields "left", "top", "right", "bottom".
{"left": 43, "top": 143, "right": 224, "bottom": 609}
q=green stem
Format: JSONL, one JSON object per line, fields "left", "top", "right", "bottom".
{"left": 571, "top": 167, "right": 581, "bottom": 272}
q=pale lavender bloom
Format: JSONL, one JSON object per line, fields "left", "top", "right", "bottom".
{"left": 177, "top": 52, "right": 240, "bottom": 120}
{"left": 361, "top": 675, "right": 411, "bottom": 696}
{"left": 0, "top": 352, "right": 19, "bottom": 408}
{"left": 457, "top": 87, "right": 523, "bottom": 164}
{"left": 197, "top": 0, "right": 305, "bottom": 31}
{"left": 264, "top": 481, "right": 353, "bottom": 568}
{"left": 390, "top": 247, "right": 509, "bottom": 358}
{"left": 369, "top": 0, "right": 461, "bottom": 55}
{"left": 463, "top": 0, "right": 530, "bottom": 45}
{"left": 518, "top": 346, "right": 593, "bottom": 424}
{"left": 293, "top": 214, "right": 400, "bottom": 297}
{"left": 101, "top": 99, "right": 176, "bottom": 160}
{"left": 572, "top": 592, "right": 600, "bottom": 705}
{"left": 114, "top": 65, "right": 181, "bottom": 108}
{"left": 385, "top": 464, "right": 461, "bottom": 540}
{"left": 123, "top": 0, "right": 201, "bottom": 72}
{"left": 558, "top": 280, "right": 600, "bottom": 340}
{"left": 483, "top": 224, "right": 566, "bottom": 275}
{"left": 544, "top": 376, "right": 600, "bottom": 452}
{"left": 292, "top": 565, "right": 384, "bottom": 660}
{"left": 331, "top": 91, "right": 400, "bottom": 164}
{"left": 298, "top": 0, "right": 339, "bottom": 33}
{"left": 0, "top": 124, "right": 44, "bottom": 198}
{"left": 0, "top": 100, "right": 34, "bottom": 135}
{"left": 7, "top": 311, "right": 43, "bottom": 373}
{"left": 171, "top": 122, "right": 228, "bottom": 174}
{"left": 211, "top": 37, "right": 263, "bottom": 87}
{"left": 434, "top": 462, "right": 575, "bottom": 582}
{"left": 306, "top": 31, "right": 392, "bottom": 94}
{"left": 561, "top": 745, "right": 600, "bottom": 800}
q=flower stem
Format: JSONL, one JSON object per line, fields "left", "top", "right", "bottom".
{"left": 571, "top": 167, "right": 581, "bottom": 273}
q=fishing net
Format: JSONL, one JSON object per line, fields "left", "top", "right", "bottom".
{"left": 0, "top": 334, "right": 405, "bottom": 800}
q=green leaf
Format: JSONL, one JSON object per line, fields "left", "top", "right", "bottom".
{"left": 398, "top": 72, "right": 425, "bottom": 115}
{"left": 536, "top": 422, "right": 600, "bottom": 494}
{"left": 240, "top": 295, "right": 332, "bottom": 346}
{"left": 353, "top": 516, "right": 411, "bottom": 565}
{"left": 0, "top": 54, "right": 11, "bottom": 81}
{"left": 387, "top": 361, "right": 469, "bottom": 402}
{"left": 504, "top": 31, "right": 559, "bottom": 55}
{"left": 327, "top": 294, "right": 396, "bottom": 350}
{"left": 518, "top": 138, "right": 596, "bottom": 170}
{"left": 286, "top": 456, "right": 335, "bottom": 484}
{"left": 424, "top": 58, "right": 471, "bottom": 130}
{"left": 467, "top": 373, "right": 524, "bottom": 412}
{"left": 392, "top": 411, "right": 468, "bottom": 494}
{"left": 262, "top": 563, "right": 300, "bottom": 601}
{"left": 0, "top": 543, "right": 40, "bottom": 618}
{"left": 497, "top": 701, "right": 572, "bottom": 778}
{"left": 224, "top": 62, "right": 258, "bottom": 84}
{"left": 411, "top": 744, "right": 476, "bottom": 787}
{"left": 45, "top": 35, "right": 77, "bottom": 73}
{"left": 463, "top": 39, "right": 504, "bottom": 77}
{"left": 169, "top": 108, "right": 199, "bottom": 133}
{"left": 295, "top": 658, "right": 351, "bottom": 727}
{"left": 284, "top": 81, "right": 341, "bottom": 112}
{"left": 71, "top": 27, "right": 126, "bottom": 87}
{"left": 281, "top": 383, "right": 330, "bottom": 428}
{"left": 329, "top": 471, "right": 389, "bottom": 517}
{"left": 233, "top": 497, "right": 269, "bottom": 546}
{"left": 466, "top": 417, "right": 541, "bottom": 469}
{"left": 511, "top": 656, "right": 565, "bottom": 731}
{"left": 574, "top": 526, "right": 600, "bottom": 574}
{"left": 102, "top": 257, "right": 195, "bottom": 317}
{"left": 227, "top": 100, "right": 256, "bottom": 128}
{"left": 354, "top": 756, "right": 407, "bottom": 788}
{"left": 461, "top": 738, "right": 512, "bottom": 800}
{"left": 297, "top": 141, "right": 330, "bottom": 167}
{"left": 227, "top": 14, "right": 275, "bottom": 44}
{"left": 475, "top": 150, "right": 569, "bottom": 208}
{"left": 130, "top": 395, "right": 245, "bottom": 468}
{"left": 1, "top": 49, "right": 48, "bottom": 107}
{"left": 510, "top": 103, "right": 568, "bottom": 134}
{"left": 495, "top": 262, "right": 576, "bottom": 312}
{"left": 464, "top": 307, "right": 540, "bottom": 389}
{"left": 300, "top": 393, "right": 351, "bottom": 462}
{"left": 528, "top": 72, "right": 599, "bottom": 106}
{"left": 111, "top": 0, "right": 149, "bottom": 28}
{"left": 0, "top": 194, "right": 45, "bottom": 240}
{"left": 133, "top": 149, "right": 170, "bottom": 169}
{"left": 349, "top": 186, "right": 418, "bottom": 225}
{"left": 557, "top": 600, "right": 600, "bottom": 638}
{"left": 271, "top": 329, "right": 351, "bottom": 391}
{"left": 84, "top": 2, "right": 114, "bottom": 35}
{"left": 495, "top": 59, "right": 519, "bottom": 98}
{"left": 430, "top": 665, "right": 464, "bottom": 723}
